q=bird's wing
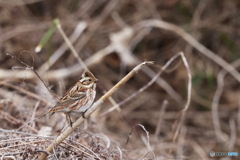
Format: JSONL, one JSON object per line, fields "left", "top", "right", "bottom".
{"left": 55, "top": 86, "right": 86, "bottom": 107}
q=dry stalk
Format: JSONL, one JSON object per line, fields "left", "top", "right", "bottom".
{"left": 49, "top": 18, "right": 122, "bottom": 115}
{"left": 0, "top": 110, "right": 22, "bottom": 124}
{"left": 61, "top": 141, "right": 100, "bottom": 159}
{"left": 54, "top": 20, "right": 88, "bottom": 71}
{"left": 186, "top": 0, "right": 206, "bottom": 54}
{"left": 0, "top": 81, "right": 50, "bottom": 106}
{"left": 110, "top": 14, "right": 183, "bottom": 104}
{"left": 176, "top": 126, "right": 186, "bottom": 158}
{"left": 141, "top": 65, "right": 184, "bottom": 105}
{"left": 125, "top": 124, "right": 153, "bottom": 159}
{"left": 0, "top": 0, "right": 119, "bottom": 81}
{"left": 111, "top": 13, "right": 184, "bottom": 105}
{"left": 228, "top": 117, "right": 236, "bottom": 151}
{"left": 37, "top": 21, "right": 87, "bottom": 74}
{"left": 189, "top": 140, "right": 209, "bottom": 160}
{"left": 140, "top": 150, "right": 155, "bottom": 160}
{"left": 2, "top": 19, "right": 239, "bottom": 86}
{"left": 212, "top": 71, "right": 228, "bottom": 142}
{"left": 212, "top": 58, "right": 240, "bottom": 143}
{"left": 0, "top": 23, "right": 48, "bottom": 42}
{"left": 101, "top": 51, "right": 184, "bottom": 117}
{"left": 6, "top": 53, "right": 58, "bottom": 99}
{"left": 0, "top": 111, "right": 39, "bottom": 133}
{"left": 238, "top": 100, "right": 240, "bottom": 133}
{"left": 170, "top": 52, "right": 192, "bottom": 153}
{"left": 0, "top": 140, "right": 49, "bottom": 151}
{"left": 74, "top": 0, "right": 119, "bottom": 54}
{"left": 116, "top": 147, "right": 123, "bottom": 160}
{"left": 154, "top": 100, "right": 168, "bottom": 140}
{"left": 0, "top": 128, "right": 53, "bottom": 138}
{"left": 63, "top": 140, "right": 101, "bottom": 159}
{"left": 138, "top": 19, "right": 240, "bottom": 83}
{"left": 37, "top": 61, "right": 154, "bottom": 160}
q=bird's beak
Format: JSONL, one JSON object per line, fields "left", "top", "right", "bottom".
{"left": 95, "top": 79, "right": 100, "bottom": 83}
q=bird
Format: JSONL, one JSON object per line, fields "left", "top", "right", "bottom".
{"left": 42, "top": 70, "right": 99, "bottom": 126}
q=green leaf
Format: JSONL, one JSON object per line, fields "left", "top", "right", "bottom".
{"left": 35, "top": 19, "right": 59, "bottom": 53}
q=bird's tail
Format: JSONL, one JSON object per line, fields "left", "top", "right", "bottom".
{"left": 35, "top": 111, "right": 49, "bottom": 119}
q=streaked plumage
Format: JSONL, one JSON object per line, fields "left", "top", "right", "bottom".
{"left": 46, "top": 70, "right": 99, "bottom": 126}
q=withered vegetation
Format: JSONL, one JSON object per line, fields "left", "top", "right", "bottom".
{"left": 1, "top": 0, "right": 240, "bottom": 160}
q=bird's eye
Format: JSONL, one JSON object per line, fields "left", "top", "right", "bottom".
{"left": 89, "top": 79, "right": 92, "bottom": 81}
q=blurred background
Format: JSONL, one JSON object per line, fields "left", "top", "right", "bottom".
{"left": 0, "top": 0, "right": 240, "bottom": 159}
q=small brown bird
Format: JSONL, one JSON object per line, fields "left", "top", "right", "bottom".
{"left": 44, "top": 70, "right": 99, "bottom": 126}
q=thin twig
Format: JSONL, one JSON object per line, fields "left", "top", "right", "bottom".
{"left": 154, "top": 100, "right": 168, "bottom": 139}
{"left": 0, "top": 23, "right": 48, "bottom": 42}
{"left": 0, "top": 81, "right": 50, "bottom": 105}
{"left": 0, "top": 128, "right": 53, "bottom": 138}
{"left": 6, "top": 53, "right": 57, "bottom": 98}
{"left": 0, "top": 137, "right": 51, "bottom": 144}
{"left": 171, "top": 52, "right": 192, "bottom": 153}
{"left": 0, "top": 140, "right": 49, "bottom": 151}
{"left": 140, "top": 150, "right": 155, "bottom": 160}
{"left": 176, "top": 126, "right": 186, "bottom": 158}
{"left": 125, "top": 124, "right": 154, "bottom": 159}
{"left": 115, "top": 147, "right": 123, "bottom": 160}
{"left": 55, "top": 21, "right": 88, "bottom": 71}
{"left": 228, "top": 117, "right": 236, "bottom": 151}
{"left": 0, "top": 150, "right": 51, "bottom": 159}
{"left": 0, "top": 110, "right": 22, "bottom": 124}
{"left": 238, "top": 100, "right": 240, "bottom": 133}
{"left": 212, "top": 58, "right": 240, "bottom": 142}
{"left": 29, "top": 101, "right": 40, "bottom": 128}
{"left": 189, "top": 140, "right": 209, "bottom": 160}
{"left": 0, "top": 110, "right": 39, "bottom": 133}
{"left": 212, "top": 71, "right": 227, "bottom": 142}
{"left": 68, "top": 140, "right": 102, "bottom": 160}
{"left": 125, "top": 124, "right": 150, "bottom": 149}
{"left": 61, "top": 141, "right": 101, "bottom": 160}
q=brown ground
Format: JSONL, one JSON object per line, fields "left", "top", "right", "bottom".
{"left": 0, "top": 0, "right": 240, "bottom": 159}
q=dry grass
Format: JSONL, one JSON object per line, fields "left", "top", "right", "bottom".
{"left": 1, "top": 0, "right": 240, "bottom": 160}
